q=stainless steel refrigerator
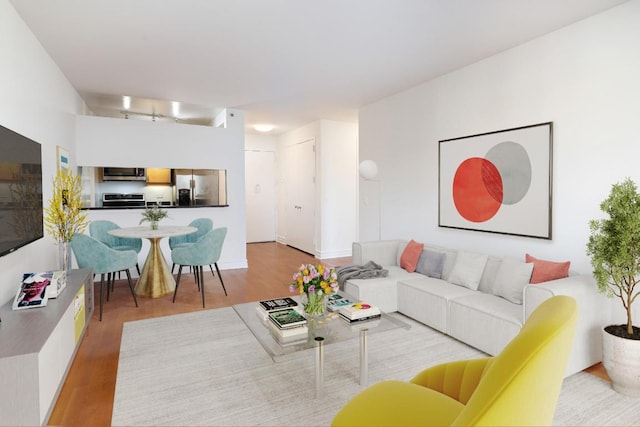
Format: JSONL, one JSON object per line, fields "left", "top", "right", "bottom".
{"left": 173, "top": 169, "right": 227, "bottom": 206}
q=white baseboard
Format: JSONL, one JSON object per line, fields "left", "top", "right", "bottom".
{"left": 217, "top": 259, "right": 248, "bottom": 270}
{"left": 316, "top": 248, "right": 352, "bottom": 259}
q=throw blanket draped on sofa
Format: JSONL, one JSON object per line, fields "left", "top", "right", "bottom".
{"left": 337, "top": 261, "right": 388, "bottom": 289}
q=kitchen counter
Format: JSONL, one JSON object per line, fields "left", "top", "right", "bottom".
{"left": 82, "top": 204, "right": 229, "bottom": 210}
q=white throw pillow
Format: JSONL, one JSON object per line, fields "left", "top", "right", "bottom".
{"left": 478, "top": 256, "right": 502, "bottom": 294}
{"left": 440, "top": 249, "right": 458, "bottom": 282}
{"left": 493, "top": 258, "right": 535, "bottom": 304}
{"left": 448, "top": 251, "right": 488, "bottom": 290}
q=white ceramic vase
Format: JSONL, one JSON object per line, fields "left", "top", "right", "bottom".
{"left": 602, "top": 326, "right": 640, "bottom": 397}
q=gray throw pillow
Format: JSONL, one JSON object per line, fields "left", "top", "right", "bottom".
{"left": 416, "top": 249, "right": 446, "bottom": 279}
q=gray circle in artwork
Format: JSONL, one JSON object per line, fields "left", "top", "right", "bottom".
{"left": 485, "top": 141, "right": 532, "bottom": 205}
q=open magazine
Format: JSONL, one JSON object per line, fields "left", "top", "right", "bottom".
{"left": 12, "top": 272, "right": 50, "bottom": 310}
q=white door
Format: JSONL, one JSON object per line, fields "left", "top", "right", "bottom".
{"left": 245, "top": 150, "right": 276, "bottom": 243}
{"left": 286, "top": 139, "right": 316, "bottom": 254}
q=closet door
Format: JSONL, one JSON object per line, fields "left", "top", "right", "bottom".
{"left": 245, "top": 150, "right": 276, "bottom": 243}
{"left": 285, "top": 139, "right": 316, "bottom": 254}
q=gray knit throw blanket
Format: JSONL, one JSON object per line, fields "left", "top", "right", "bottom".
{"left": 336, "top": 261, "right": 389, "bottom": 290}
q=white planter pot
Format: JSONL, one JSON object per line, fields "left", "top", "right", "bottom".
{"left": 602, "top": 326, "right": 640, "bottom": 397}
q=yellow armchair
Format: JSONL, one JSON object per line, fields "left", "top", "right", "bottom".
{"left": 332, "top": 295, "right": 578, "bottom": 427}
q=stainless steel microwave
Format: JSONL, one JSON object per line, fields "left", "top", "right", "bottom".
{"left": 101, "top": 167, "right": 146, "bottom": 181}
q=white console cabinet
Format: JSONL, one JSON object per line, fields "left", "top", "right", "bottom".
{"left": 0, "top": 268, "right": 94, "bottom": 426}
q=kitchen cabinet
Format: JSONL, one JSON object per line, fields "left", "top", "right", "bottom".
{"left": 146, "top": 168, "right": 172, "bottom": 185}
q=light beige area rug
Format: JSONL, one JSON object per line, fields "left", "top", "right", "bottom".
{"left": 112, "top": 307, "right": 640, "bottom": 426}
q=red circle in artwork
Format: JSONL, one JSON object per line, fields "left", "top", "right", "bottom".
{"left": 453, "top": 157, "right": 503, "bottom": 222}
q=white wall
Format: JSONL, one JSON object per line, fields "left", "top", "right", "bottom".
{"left": 0, "top": 0, "right": 86, "bottom": 305}
{"left": 359, "top": 1, "right": 640, "bottom": 324}
{"left": 75, "top": 113, "right": 248, "bottom": 269}
{"left": 245, "top": 133, "right": 277, "bottom": 152}
{"left": 317, "top": 120, "right": 358, "bottom": 258}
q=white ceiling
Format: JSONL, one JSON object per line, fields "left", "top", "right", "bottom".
{"left": 10, "top": 0, "right": 628, "bottom": 134}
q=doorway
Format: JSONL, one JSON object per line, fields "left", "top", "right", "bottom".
{"left": 284, "top": 139, "right": 316, "bottom": 254}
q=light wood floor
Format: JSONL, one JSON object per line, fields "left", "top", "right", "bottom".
{"left": 47, "top": 242, "right": 608, "bottom": 427}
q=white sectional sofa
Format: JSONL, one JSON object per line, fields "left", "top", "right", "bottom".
{"left": 342, "top": 239, "right": 609, "bottom": 377}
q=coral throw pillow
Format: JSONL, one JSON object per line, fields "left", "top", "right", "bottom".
{"left": 400, "top": 240, "right": 424, "bottom": 273}
{"left": 525, "top": 253, "right": 571, "bottom": 284}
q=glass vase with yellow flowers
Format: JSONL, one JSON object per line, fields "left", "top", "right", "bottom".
{"left": 43, "top": 169, "right": 89, "bottom": 270}
{"left": 289, "top": 263, "right": 338, "bottom": 317}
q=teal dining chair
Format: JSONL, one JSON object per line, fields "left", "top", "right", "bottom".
{"left": 171, "top": 227, "right": 227, "bottom": 308}
{"left": 170, "top": 218, "right": 213, "bottom": 274}
{"left": 70, "top": 233, "right": 139, "bottom": 321}
{"left": 89, "top": 220, "right": 142, "bottom": 275}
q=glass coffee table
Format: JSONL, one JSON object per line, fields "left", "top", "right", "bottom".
{"left": 232, "top": 293, "right": 410, "bottom": 396}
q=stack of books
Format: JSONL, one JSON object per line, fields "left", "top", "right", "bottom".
{"left": 338, "top": 302, "right": 381, "bottom": 323}
{"left": 255, "top": 297, "right": 298, "bottom": 321}
{"left": 267, "top": 307, "right": 309, "bottom": 343}
{"left": 327, "top": 293, "right": 354, "bottom": 312}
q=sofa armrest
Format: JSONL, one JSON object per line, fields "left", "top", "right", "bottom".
{"left": 352, "top": 240, "right": 406, "bottom": 266}
{"left": 523, "top": 274, "right": 610, "bottom": 376}
{"left": 523, "top": 275, "right": 608, "bottom": 321}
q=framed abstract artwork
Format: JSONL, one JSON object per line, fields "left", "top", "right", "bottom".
{"left": 438, "top": 122, "right": 553, "bottom": 239}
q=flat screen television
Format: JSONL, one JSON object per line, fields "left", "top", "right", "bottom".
{"left": 0, "top": 124, "right": 43, "bottom": 257}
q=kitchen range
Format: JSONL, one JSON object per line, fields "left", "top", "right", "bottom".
{"left": 102, "top": 193, "right": 146, "bottom": 207}
{"left": 101, "top": 193, "right": 175, "bottom": 208}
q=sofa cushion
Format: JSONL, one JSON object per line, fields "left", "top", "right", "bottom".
{"left": 343, "top": 266, "right": 415, "bottom": 313}
{"left": 416, "top": 249, "right": 446, "bottom": 279}
{"left": 493, "top": 258, "right": 534, "bottom": 304}
{"left": 400, "top": 239, "right": 424, "bottom": 272}
{"left": 448, "top": 293, "right": 523, "bottom": 356}
{"left": 353, "top": 240, "right": 406, "bottom": 266}
{"left": 525, "top": 253, "right": 571, "bottom": 284}
{"left": 448, "top": 251, "right": 488, "bottom": 291}
{"left": 397, "top": 277, "right": 477, "bottom": 334}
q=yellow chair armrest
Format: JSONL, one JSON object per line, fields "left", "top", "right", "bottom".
{"left": 410, "top": 357, "right": 493, "bottom": 404}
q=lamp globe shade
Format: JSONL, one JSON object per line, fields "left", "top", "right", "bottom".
{"left": 359, "top": 160, "right": 378, "bottom": 180}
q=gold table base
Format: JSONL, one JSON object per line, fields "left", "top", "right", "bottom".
{"left": 135, "top": 237, "right": 175, "bottom": 298}
{"left": 107, "top": 225, "right": 197, "bottom": 299}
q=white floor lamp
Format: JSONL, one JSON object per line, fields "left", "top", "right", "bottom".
{"left": 359, "top": 160, "right": 381, "bottom": 240}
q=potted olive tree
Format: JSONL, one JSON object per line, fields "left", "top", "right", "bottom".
{"left": 587, "top": 177, "right": 640, "bottom": 396}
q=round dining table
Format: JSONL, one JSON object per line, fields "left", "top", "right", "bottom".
{"left": 108, "top": 225, "right": 197, "bottom": 298}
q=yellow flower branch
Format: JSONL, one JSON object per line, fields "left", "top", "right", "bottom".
{"left": 44, "top": 169, "right": 89, "bottom": 242}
